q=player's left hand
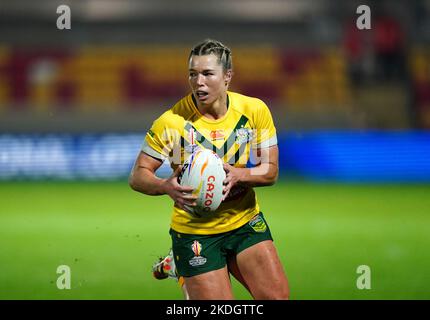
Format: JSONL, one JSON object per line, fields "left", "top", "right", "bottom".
{"left": 222, "top": 163, "right": 244, "bottom": 201}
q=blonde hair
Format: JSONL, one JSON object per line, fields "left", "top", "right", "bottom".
{"left": 189, "top": 39, "right": 232, "bottom": 71}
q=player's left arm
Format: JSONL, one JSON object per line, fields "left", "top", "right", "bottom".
{"left": 222, "top": 145, "right": 278, "bottom": 199}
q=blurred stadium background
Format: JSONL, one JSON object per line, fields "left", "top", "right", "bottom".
{"left": 1, "top": 0, "right": 430, "bottom": 299}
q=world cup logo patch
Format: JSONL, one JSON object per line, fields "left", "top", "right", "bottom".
{"left": 185, "top": 126, "right": 200, "bottom": 154}
{"left": 189, "top": 240, "right": 207, "bottom": 267}
{"left": 191, "top": 240, "right": 202, "bottom": 256}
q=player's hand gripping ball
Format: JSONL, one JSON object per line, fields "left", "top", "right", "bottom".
{"left": 178, "top": 149, "right": 226, "bottom": 217}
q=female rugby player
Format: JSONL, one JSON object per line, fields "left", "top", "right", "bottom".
{"left": 129, "top": 39, "right": 289, "bottom": 300}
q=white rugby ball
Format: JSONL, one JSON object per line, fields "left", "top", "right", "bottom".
{"left": 178, "top": 148, "right": 226, "bottom": 217}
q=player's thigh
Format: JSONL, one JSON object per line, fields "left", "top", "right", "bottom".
{"left": 184, "top": 266, "right": 234, "bottom": 300}
{"left": 227, "top": 254, "right": 250, "bottom": 293}
{"left": 236, "top": 240, "right": 289, "bottom": 300}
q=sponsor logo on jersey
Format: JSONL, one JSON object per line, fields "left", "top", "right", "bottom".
{"left": 210, "top": 130, "right": 225, "bottom": 141}
{"left": 248, "top": 215, "right": 267, "bottom": 233}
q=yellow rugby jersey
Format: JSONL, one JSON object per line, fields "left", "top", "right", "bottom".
{"left": 142, "top": 91, "right": 277, "bottom": 235}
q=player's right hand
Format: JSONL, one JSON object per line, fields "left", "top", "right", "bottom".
{"left": 164, "top": 165, "right": 198, "bottom": 211}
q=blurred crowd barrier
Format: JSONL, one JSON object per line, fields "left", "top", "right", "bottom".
{"left": 1, "top": 131, "right": 429, "bottom": 182}
{"left": 1, "top": 43, "right": 427, "bottom": 130}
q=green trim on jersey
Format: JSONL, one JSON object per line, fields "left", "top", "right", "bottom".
{"left": 183, "top": 115, "right": 249, "bottom": 164}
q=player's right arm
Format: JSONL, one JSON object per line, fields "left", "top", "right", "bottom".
{"left": 129, "top": 151, "right": 167, "bottom": 195}
{"left": 128, "top": 151, "right": 197, "bottom": 210}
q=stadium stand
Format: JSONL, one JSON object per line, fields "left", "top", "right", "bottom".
{"left": 0, "top": 46, "right": 352, "bottom": 114}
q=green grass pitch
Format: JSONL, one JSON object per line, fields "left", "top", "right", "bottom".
{"left": 1, "top": 180, "right": 429, "bottom": 300}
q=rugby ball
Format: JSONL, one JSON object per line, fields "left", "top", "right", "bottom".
{"left": 178, "top": 148, "right": 226, "bottom": 217}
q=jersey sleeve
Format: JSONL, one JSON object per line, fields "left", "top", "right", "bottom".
{"left": 141, "top": 113, "right": 180, "bottom": 161}
{"left": 251, "top": 99, "right": 278, "bottom": 149}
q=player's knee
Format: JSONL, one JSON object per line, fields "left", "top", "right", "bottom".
{"left": 266, "top": 290, "right": 289, "bottom": 300}
{"left": 277, "top": 286, "right": 290, "bottom": 300}
{"left": 255, "top": 284, "right": 289, "bottom": 300}
{"left": 270, "top": 286, "right": 289, "bottom": 300}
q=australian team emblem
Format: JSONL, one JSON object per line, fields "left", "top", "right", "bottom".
{"left": 235, "top": 127, "right": 254, "bottom": 145}
{"left": 248, "top": 215, "right": 267, "bottom": 233}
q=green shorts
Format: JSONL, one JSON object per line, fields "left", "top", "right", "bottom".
{"left": 169, "top": 212, "right": 273, "bottom": 277}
